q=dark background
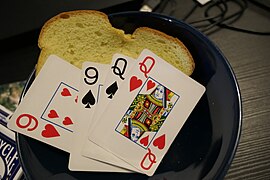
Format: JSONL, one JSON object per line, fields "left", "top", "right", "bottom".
{"left": 0, "top": 0, "right": 270, "bottom": 179}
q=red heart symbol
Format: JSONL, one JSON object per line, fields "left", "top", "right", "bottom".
{"left": 153, "top": 134, "right": 166, "bottom": 150}
{"left": 41, "top": 124, "right": 60, "bottom": 138}
{"left": 140, "top": 135, "right": 149, "bottom": 146}
{"left": 48, "top": 110, "right": 59, "bottom": 118}
{"left": 147, "top": 80, "right": 155, "bottom": 91}
{"left": 63, "top": 117, "right": 73, "bottom": 125}
{"left": 130, "top": 76, "right": 142, "bottom": 92}
{"left": 61, "top": 88, "right": 71, "bottom": 96}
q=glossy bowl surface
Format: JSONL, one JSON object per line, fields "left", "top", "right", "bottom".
{"left": 17, "top": 11, "right": 242, "bottom": 180}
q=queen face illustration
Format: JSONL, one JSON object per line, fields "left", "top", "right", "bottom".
{"left": 153, "top": 85, "right": 164, "bottom": 100}
{"left": 130, "top": 127, "right": 141, "bottom": 141}
{"left": 116, "top": 78, "right": 179, "bottom": 148}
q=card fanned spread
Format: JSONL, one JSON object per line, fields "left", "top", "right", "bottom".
{"left": 7, "top": 49, "right": 205, "bottom": 176}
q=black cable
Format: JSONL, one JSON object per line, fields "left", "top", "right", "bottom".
{"left": 186, "top": 1, "right": 227, "bottom": 33}
{"left": 248, "top": 0, "right": 270, "bottom": 11}
{"left": 216, "top": 0, "right": 246, "bottom": 25}
{"left": 199, "top": 1, "right": 228, "bottom": 32}
{"left": 150, "top": 0, "right": 270, "bottom": 35}
{"left": 168, "top": 0, "right": 177, "bottom": 16}
{"left": 155, "top": 0, "right": 170, "bottom": 12}
{"left": 199, "top": 0, "right": 243, "bottom": 33}
{"left": 185, "top": 0, "right": 228, "bottom": 32}
{"left": 188, "top": 10, "right": 225, "bottom": 25}
{"left": 219, "top": 24, "right": 270, "bottom": 35}
{"left": 216, "top": 0, "right": 270, "bottom": 35}
{"left": 183, "top": 0, "right": 270, "bottom": 35}
{"left": 182, "top": 3, "right": 198, "bottom": 21}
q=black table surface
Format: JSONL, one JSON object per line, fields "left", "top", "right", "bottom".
{"left": 0, "top": 0, "right": 269, "bottom": 179}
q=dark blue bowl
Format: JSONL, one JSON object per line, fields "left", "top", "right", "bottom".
{"left": 17, "top": 11, "right": 242, "bottom": 180}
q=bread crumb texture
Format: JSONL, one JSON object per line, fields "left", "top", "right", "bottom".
{"left": 37, "top": 10, "right": 195, "bottom": 76}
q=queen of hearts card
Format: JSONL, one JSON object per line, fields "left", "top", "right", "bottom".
{"left": 115, "top": 77, "right": 179, "bottom": 149}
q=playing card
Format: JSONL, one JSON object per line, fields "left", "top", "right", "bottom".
{"left": 7, "top": 55, "right": 80, "bottom": 152}
{"left": 77, "top": 56, "right": 140, "bottom": 172}
{"left": 88, "top": 49, "right": 205, "bottom": 176}
{"left": 82, "top": 54, "right": 136, "bottom": 159}
{"left": 69, "top": 61, "right": 133, "bottom": 172}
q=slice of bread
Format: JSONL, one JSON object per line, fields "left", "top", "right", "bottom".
{"left": 37, "top": 10, "right": 195, "bottom": 76}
